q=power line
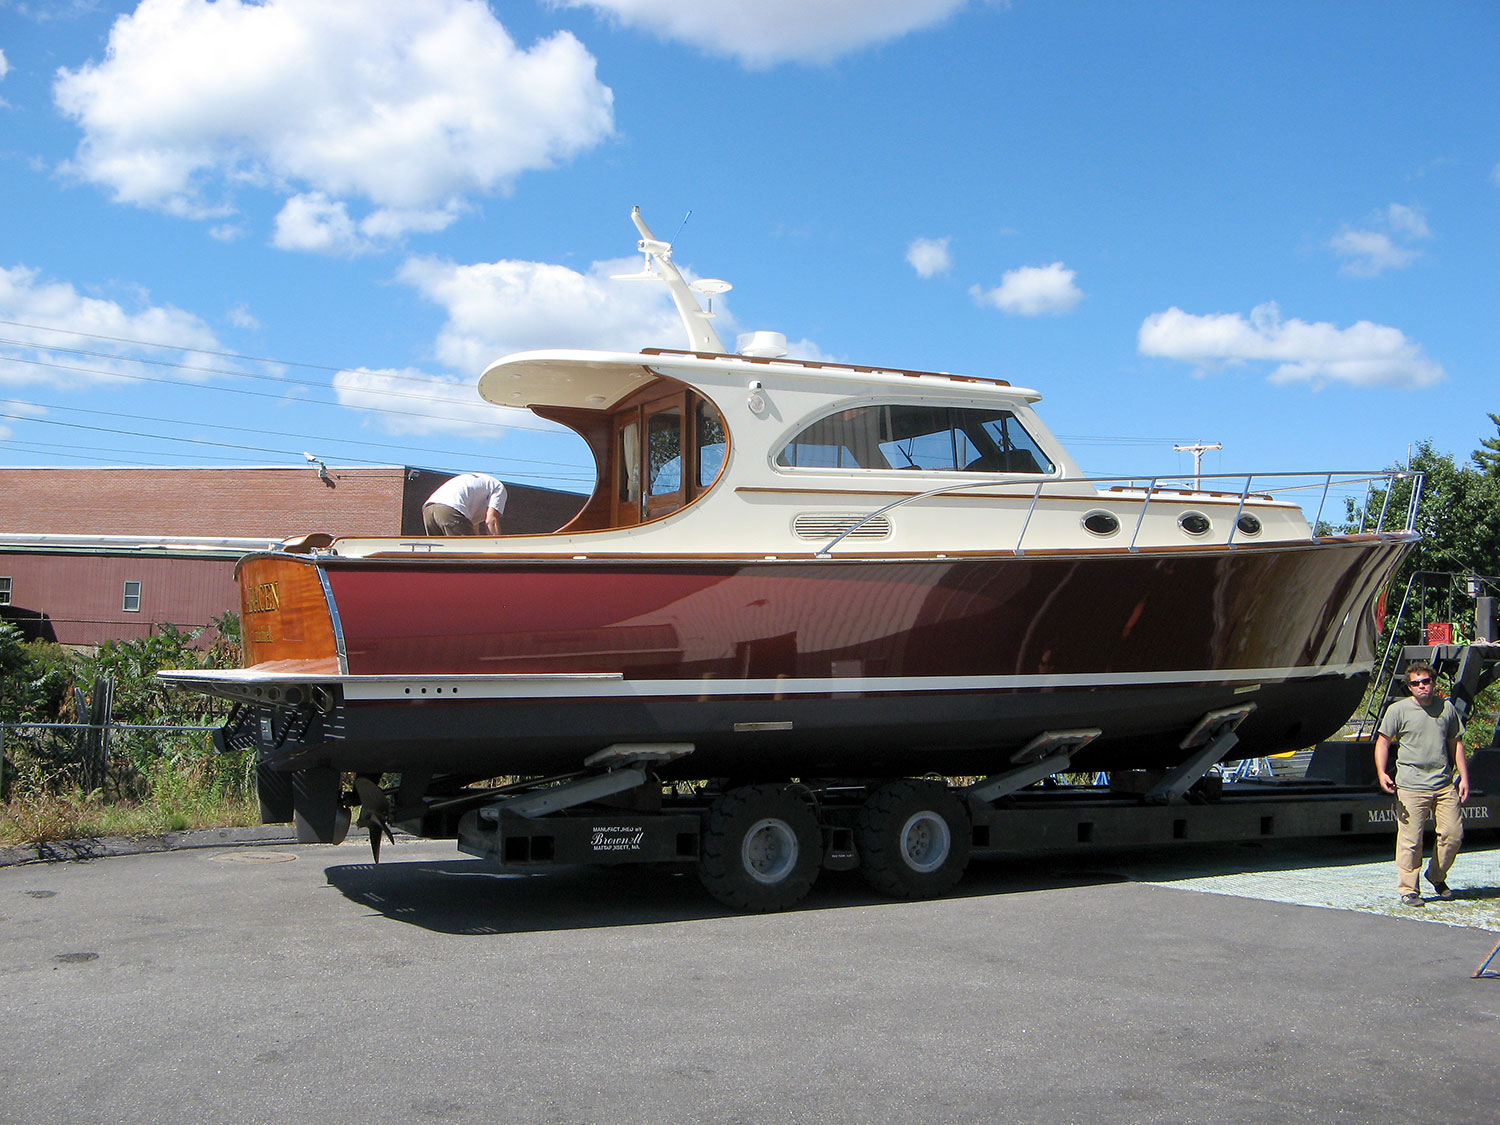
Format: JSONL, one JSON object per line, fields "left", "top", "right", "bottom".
{"left": 0, "top": 396, "right": 594, "bottom": 476}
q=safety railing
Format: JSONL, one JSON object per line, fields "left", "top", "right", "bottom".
{"left": 815, "top": 469, "right": 1423, "bottom": 557}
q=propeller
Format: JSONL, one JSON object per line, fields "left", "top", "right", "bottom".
{"left": 353, "top": 774, "right": 395, "bottom": 862}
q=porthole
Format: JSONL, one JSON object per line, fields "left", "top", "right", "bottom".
{"left": 1236, "top": 513, "right": 1263, "bottom": 536}
{"left": 1178, "top": 512, "right": 1211, "bottom": 536}
{"left": 1082, "top": 510, "right": 1120, "bottom": 536}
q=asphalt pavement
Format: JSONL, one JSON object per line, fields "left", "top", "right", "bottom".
{"left": 2, "top": 833, "right": 1498, "bottom": 1124}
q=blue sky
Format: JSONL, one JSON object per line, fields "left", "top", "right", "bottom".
{"left": 0, "top": 0, "right": 1496, "bottom": 495}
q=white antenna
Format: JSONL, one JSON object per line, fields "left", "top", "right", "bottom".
{"left": 1173, "top": 441, "right": 1221, "bottom": 488}
{"left": 610, "top": 206, "right": 730, "bottom": 353}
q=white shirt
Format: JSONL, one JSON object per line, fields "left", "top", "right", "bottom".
{"left": 426, "top": 473, "right": 507, "bottom": 521}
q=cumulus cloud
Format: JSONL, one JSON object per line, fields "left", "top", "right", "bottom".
{"left": 1329, "top": 203, "right": 1431, "bottom": 277}
{"left": 52, "top": 0, "right": 614, "bottom": 250}
{"left": 330, "top": 366, "right": 550, "bottom": 437}
{"left": 0, "top": 263, "right": 222, "bottom": 389}
{"left": 554, "top": 0, "right": 973, "bottom": 66}
{"left": 1138, "top": 302, "right": 1444, "bottom": 389}
{"left": 0, "top": 46, "right": 10, "bottom": 79}
{"left": 970, "top": 262, "right": 1083, "bottom": 316}
{"left": 906, "top": 237, "right": 952, "bottom": 279}
{"left": 398, "top": 253, "right": 711, "bottom": 376}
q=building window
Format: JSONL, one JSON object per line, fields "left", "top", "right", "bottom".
{"left": 122, "top": 580, "right": 142, "bottom": 613}
{"left": 0, "top": 576, "right": 11, "bottom": 606}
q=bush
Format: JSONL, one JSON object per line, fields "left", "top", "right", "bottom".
{"left": 0, "top": 615, "right": 257, "bottom": 844}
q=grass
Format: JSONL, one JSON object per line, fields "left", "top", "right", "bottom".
{"left": 0, "top": 739, "right": 261, "bottom": 847}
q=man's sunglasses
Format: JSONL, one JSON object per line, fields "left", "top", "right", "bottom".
{"left": 1408, "top": 677, "right": 1433, "bottom": 686}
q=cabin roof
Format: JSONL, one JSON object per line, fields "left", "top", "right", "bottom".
{"left": 478, "top": 348, "right": 1042, "bottom": 413}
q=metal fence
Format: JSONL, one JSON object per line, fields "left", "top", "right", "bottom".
{"left": 0, "top": 721, "right": 218, "bottom": 797}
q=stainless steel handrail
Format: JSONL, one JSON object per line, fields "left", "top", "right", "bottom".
{"left": 814, "top": 469, "right": 1422, "bottom": 557}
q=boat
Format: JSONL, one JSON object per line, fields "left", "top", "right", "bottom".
{"left": 162, "top": 208, "right": 1419, "bottom": 842}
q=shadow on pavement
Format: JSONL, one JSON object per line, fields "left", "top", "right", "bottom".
{"left": 319, "top": 833, "right": 1453, "bottom": 935}
{"left": 320, "top": 852, "right": 1144, "bottom": 934}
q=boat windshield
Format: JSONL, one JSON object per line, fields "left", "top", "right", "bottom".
{"left": 776, "top": 405, "right": 1054, "bottom": 474}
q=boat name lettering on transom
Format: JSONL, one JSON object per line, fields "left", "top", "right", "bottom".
{"left": 245, "top": 582, "right": 280, "bottom": 615}
{"left": 590, "top": 824, "right": 645, "bottom": 853}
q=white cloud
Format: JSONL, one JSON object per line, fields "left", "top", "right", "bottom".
{"left": 330, "top": 366, "right": 554, "bottom": 437}
{"left": 0, "top": 263, "right": 222, "bottom": 389}
{"left": 1329, "top": 203, "right": 1431, "bottom": 277}
{"left": 970, "top": 262, "right": 1082, "bottom": 316}
{"left": 906, "top": 236, "right": 952, "bottom": 279}
{"left": 555, "top": 0, "right": 973, "bottom": 67}
{"left": 1138, "top": 302, "right": 1444, "bottom": 389}
{"left": 227, "top": 303, "right": 260, "bottom": 330}
{"left": 398, "top": 253, "right": 704, "bottom": 375}
{"left": 52, "top": 0, "right": 614, "bottom": 248}
{"left": 0, "top": 47, "right": 10, "bottom": 79}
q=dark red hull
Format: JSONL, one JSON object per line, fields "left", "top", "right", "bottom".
{"left": 221, "top": 535, "right": 1410, "bottom": 778}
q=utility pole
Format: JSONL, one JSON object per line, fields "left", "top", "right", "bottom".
{"left": 1173, "top": 441, "right": 1222, "bottom": 487}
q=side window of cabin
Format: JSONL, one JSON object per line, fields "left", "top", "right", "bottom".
{"left": 606, "top": 389, "right": 727, "bottom": 528}
{"left": 776, "top": 405, "right": 1053, "bottom": 474}
{"left": 697, "top": 401, "right": 726, "bottom": 487}
{"left": 617, "top": 419, "right": 641, "bottom": 505}
{"left": 646, "top": 406, "right": 683, "bottom": 499}
{"left": 0, "top": 576, "right": 11, "bottom": 606}
{"left": 122, "top": 580, "right": 142, "bottom": 613}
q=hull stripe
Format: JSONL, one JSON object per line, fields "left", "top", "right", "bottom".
{"left": 167, "top": 662, "right": 1370, "bottom": 702}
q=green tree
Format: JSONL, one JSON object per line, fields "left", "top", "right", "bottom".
{"left": 1473, "top": 411, "right": 1500, "bottom": 478}
{"left": 1358, "top": 440, "right": 1500, "bottom": 647}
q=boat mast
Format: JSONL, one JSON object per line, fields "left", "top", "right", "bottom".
{"left": 613, "top": 206, "right": 730, "bottom": 354}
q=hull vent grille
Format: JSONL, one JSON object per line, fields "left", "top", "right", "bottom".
{"left": 792, "top": 512, "right": 893, "bottom": 540}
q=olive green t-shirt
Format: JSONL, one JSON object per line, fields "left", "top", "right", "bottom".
{"left": 1378, "top": 695, "right": 1465, "bottom": 791}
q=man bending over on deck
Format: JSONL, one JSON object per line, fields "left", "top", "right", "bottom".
{"left": 423, "top": 472, "right": 507, "bottom": 536}
{"left": 1374, "top": 661, "right": 1468, "bottom": 908}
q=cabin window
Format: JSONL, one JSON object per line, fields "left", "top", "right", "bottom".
{"left": 0, "top": 576, "right": 11, "bottom": 606}
{"left": 697, "top": 401, "right": 727, "bottom": 487}
{"left": 617, "top": 419, "right": 641, "bottom": 504}
{"left": 122, "top": 580, "right": 142, "bottom": 613}
{"left": 646, "top": 406, "right": 684, "bottom": 499}
{"left": 776, "top": 405, "right": 1053, "bottom": 474}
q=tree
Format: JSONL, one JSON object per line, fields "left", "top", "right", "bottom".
{"left": 1356, "top": 440, "right": 1500, "bottom": 647}
{"left": 1473, "top": 412, "right": 1500, "bottom": 478}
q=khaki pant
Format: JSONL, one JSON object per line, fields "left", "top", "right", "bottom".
{"left": 1394, "top": 785, "right": 1463, "bottom": 896}
{"left": 423, "top": 503, "right": 473, "bottom": 536}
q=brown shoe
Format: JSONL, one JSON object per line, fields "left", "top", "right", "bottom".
{"left": 1400, "top": 893, "right": 1425, "bottom": 908}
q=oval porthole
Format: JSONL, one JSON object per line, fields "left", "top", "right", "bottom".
{"left": 1178, "top": 511, "right": 1211, "bottom": 536}
{"left": 1082, "top": 510, "right": 1120, "bottom": 536}
{"left": 1236, "top": 513, "right": 1263, "bottom": 536}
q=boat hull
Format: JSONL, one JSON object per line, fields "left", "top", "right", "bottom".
{"left": 196, "top": 536, "right": 1411, "bottom": 779}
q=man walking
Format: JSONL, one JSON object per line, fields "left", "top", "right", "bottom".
{"left": 1374, "top": 662, "right": 1468, "bottom": 907}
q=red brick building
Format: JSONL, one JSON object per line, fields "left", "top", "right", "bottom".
{"left": 0, "top": 466, "right": 583, "bottom": 647}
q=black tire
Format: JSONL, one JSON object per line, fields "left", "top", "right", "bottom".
{"left": 856, "top": 779, "right": 971, "bottom": 899}
{"left": 697, "top": 784, "right": 821, "bottom": 912}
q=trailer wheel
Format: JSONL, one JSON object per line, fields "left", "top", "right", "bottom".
{"left": 856, "top": 780, "right": 971, "bottom": 899}
{"left": 697, "top": 784, "right": 821, "bottom": 912}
